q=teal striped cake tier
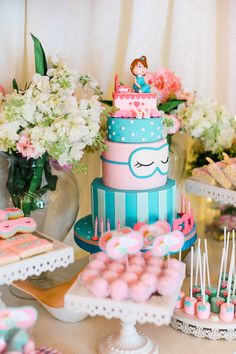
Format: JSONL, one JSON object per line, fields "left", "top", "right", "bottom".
{"left": 107, "top": 117, "right": 163, "bottom": 143}
{"left": 91, "top": 177, "right": 176, "bottom": 230}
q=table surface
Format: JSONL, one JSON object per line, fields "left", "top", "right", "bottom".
{"left": 1, "top": 213, "right": 236, "bottom": 354}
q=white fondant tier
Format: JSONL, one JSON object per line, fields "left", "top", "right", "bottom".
{"left": 91, "top": 178, "right": 176, "bottom": 230}
{"left": 102, "top": 139, "right": 169, "bottom": 190}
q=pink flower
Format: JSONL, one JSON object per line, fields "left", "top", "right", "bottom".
{"left": 147, "top": 69, "right": 182, "bottom": 103}
{"left": 16, "top": 134, "right": 41, "bottom": 159}
{"left": 0, "top": 85, "right": 5, "bottom": 95}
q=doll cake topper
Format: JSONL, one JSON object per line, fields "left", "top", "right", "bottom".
{"left": 130, "top": 55, "right": 151, "bottom": 93}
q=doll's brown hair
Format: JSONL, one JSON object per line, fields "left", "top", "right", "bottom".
{"left": 130, "top": 56, "right": 148, "bottom": 74}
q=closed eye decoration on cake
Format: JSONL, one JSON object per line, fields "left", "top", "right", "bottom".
{"left": 129, "top": 144, "right": 169, "bottom": 178}
{"left": 101, "top": 143, "right": 169, "bottom": 179}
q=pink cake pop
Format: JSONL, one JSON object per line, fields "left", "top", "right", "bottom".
{"left": 146, "top": 265, "right": 162, "bottom": 276}
{"left": 102, "top": 270, "right": 118, "bottom": 283}
{"left": 140, "top": 273, "right": 157, "bottom": 292}
{"left": 220, "top": 239, "right": 235, "bottom": 322}
{"left": 87, "top": 259, "right": 106, "bottom": 272}
{"left": 130, "top": 281, "right": 152, "bottom": 302}
{"left": 129, "top": 255, "right": 145, "bottom": 267}
{"left": 164, "top": 267, "right": 180, "bottom": 280}
{"left": 79, "top": 269, "right": 100, "bottom": 285}
{"left": 184, "top": 247, "right": 197, "bottom": 315}
{"left": 165, "top": 258, "right": 181, "bottom": 270}
{"left": 196, "top": 253, "right": 210, "bottom": 320}
{"left": 121, "top": 271, "right": 138, "bottom": 284}
{"left": 88, "top": 277, "right": 110, "bottom": 298}
{"left": 176, "top": 291, "right": 185, "bottom": 309}
{"left": 147, "top": 257, "right": 163, "bottom": 267}
{"left": 128, "top": 264, "right": 143, "bottom": 276}
{"left": 156, "top": 275, "right": 178, "bottom": 296}
{"left": 93, "top": 251, "right": 110, "bottom": 263}
{"left": 193, "top": 239, "right": 202, "bottom": 295}
{"left": 108, "top": 262, "right": 125, "bottom": 274}
{"left": 110, "top": 279, "right": 129, "bottom": 301}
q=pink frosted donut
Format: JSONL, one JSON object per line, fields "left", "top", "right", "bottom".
{"left": 93, "top": 252, "right": 110, "bottom": 263}
{"left": 110, "top": 279, "right": 129, "bottom": 301}
{"left": 146, "top": 265, "right": 162, "bottom": 276}
{"left": 129, "top": 255, "right": 145, "bottom": 267}
{"left": 140, "top": 273, "right": 157, "bottom": 292}
{"left": 79, "top": 268, "right": 100, "bottom": 285}
{"left": 156, "top": 275, "right": 177, "bottom": 296}
{"left": 87, "top": 259, "right": 106, "bottom": 272}
{"left": 147, "top": 257, "right": 163, "bottom": 267}
{"left": 102, "top": 270, "right": 118, "bottom": 283}
{"left": 121, "top": 271, "right": 138, "bottom": 284}
{"left": 128, "top": 264, "right": 143, "bottom": 276}
{"left": 88, "top": 277, "right": 110, "bottom": 298}
{"left": 108, "top": 262, "right": 125, "bottom": 274}
{"left": 130, "top": 281, "right": 152, "bottom": 302}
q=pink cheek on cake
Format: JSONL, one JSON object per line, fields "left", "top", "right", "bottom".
{"left": 102, "top": 270, "right": 118, "bottom": 283}
{"left": 110, "top": 279, "right": 129, "bottom": 301}
{"left": 87, "top": 259, "right": 106, "bottom": 272}
{"left": 121, "top": 271, "right": 138, "bottom": 284}
{"left": 128, "top": 264, "right": 143, "bottom": 276}
{"left": 156, "top": 275, "right": 177, "bottom": 296}
{"left": 88, "top": 277, "right": 110, "bottom": 298}
{"left": 108, "top": 262, "right": 125, "bottom": 274}
{"left": 140, "top": 273, "right": 157, "bottom": 292}
{"left": 93, "top": 251, "right": 110, "bottom": 263}
{"left": 129, "top": 255, "right": 146, "bottom": 267}
{"left": 130, "top": 281, "right": 152, "bottom": 302}
{"left": 79, "top": 268, "right": 100, "bottom": 285}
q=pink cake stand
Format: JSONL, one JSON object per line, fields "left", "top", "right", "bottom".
{"left": 65, "top": 264, "right": 185, "bottom": 354}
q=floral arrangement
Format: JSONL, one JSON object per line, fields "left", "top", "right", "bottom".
{"left": 0, "top": 34, "right": 104, "bottom": 216}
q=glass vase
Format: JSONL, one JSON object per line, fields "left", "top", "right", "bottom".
{"left": 0, "top": 153, "right": 79, "bottom": 242}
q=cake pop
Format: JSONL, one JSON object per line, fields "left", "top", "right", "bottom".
{"left": 196, "top": 253, "right": 210, "bottom": 320}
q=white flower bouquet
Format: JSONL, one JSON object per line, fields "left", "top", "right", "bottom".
{"left": 0, "top": 35, "right": 104, "bottom": 215}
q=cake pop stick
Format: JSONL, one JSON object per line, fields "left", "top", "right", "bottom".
{"left": 92, "top": 216, "right": 99, "bottom": 241}
{"left": 204, "top": 239, "right": 216, "bottom": 299}
{"left": 184, "top": 247, "right": 197, "bottom": 315}
{"left": 175, "top": 247, "right": 185, "bottom": 309}
{"left": 196, "top": 253, "right": 210, "bottom": 319}
{"left": 211, "top": 247, "right": 226, "bottom": 313}
{"left": 178, "top": 247, "right": 182, "bottom": 262}
{"left": 220, "top": 243, "right": 234, "bottom": 321}
{"left": 193, "top": 239, "right": 201, "bottom": 296}
{"left": 223, "top": 231, "right": 230, "bottom": 283}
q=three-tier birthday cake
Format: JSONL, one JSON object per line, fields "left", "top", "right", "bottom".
{"left": 74, "top": 56, "right": 197, "bottom": 254}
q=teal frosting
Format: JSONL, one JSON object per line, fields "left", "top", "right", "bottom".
{"left": 107, "top": 117, "right": 163, "bottom": 143}
{"left": 91, "top": 177, "right": 176, "bottom": 230}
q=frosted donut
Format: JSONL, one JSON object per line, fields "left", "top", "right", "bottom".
{"left": 5, "top": 207, "right": 24, "bottom": 220}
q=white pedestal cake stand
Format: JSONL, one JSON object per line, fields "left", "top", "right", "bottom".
{"left": 171, "top": 308, "right": 236, "bottom": 341}
{"left": 185, "top": 178, "right": 236, "bottom": 206}
{"left": 0, "top": 231, "right": 74, "bottom": 307}
{"left": 65, "top": 265, "right": 185, "bottom": 354}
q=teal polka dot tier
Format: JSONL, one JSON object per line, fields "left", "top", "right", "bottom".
{"left": 107, "top": 117, "right": 163, "bottom": 143}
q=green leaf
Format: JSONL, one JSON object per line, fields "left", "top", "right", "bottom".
{"left": 158, "top": 99, "right": 186, "bottom": 113}
{"left": 12, "top": 79, "right": 19, "bottom": 92}
{"left": 99, "top": 99, "right": 113, "bottom": 107}
{"left": 31, "top": 33, "right": 47, "bottom": 75}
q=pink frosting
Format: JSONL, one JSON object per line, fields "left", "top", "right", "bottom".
{"left": 129, "top": 255, "right": 146, "bottom": 267}
{"left": 196, "top": 301, "right": 210, "bottom": 320}
{"left": 110, "top": 279, "right": 129, "bottom": 301}
{"left": 113, "top": 108, "right": 161, "bottom": 118}
{"left": 163, "top": 268, "right": 180, "bottom": 280}
{"left": 147, "top": 257, "right": 163, "bottom": 267}
{"left": 88, "top": 277, "right": 110, "bottom": 298}
{"left": 164, "top": 258, "right": 181, "bottom": 270}
{"left": 220, "top": 303, "right": 234, "bottom": 322}
{"left": 175, "top": 291, "right": 185, "bottom": 309}
{"left": 108, "top": 262, "right": 125, "bottom": 274}
{"left": 92, "top": 252, "right": 110, "bottom": 263}
{"left": 128, "top": 264, "right": 143, "bottom": 276}
{"left": 113, "top": 92, "right": 157, "bottom": 111}
{"left": 102, "top": 139, "right": 168, "bottom": 190}
{"left": 146, "top": 265, "right": 162, "bottom": 276}
{"left": 184, "top": 296, "right": 197, "bottom": 315}
{"left": 102, "top": 270, "right": 118, "bottom": 283}
{"left": 140, "top": 273, "right": 157, "bottom": 292}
